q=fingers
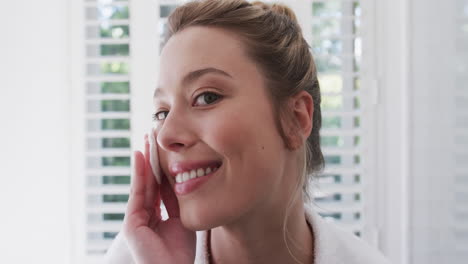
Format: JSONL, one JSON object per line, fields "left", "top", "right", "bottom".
{"left": 123, "top": 132, "right": 164, "bottom": 235}
{"left": 144, "top": 133, "right": 162, "bottom": 229}
{"left": 123, "top": 150, "right": 150, "bottom": 232}
{"left": 148, "top": 128, "right": 162, "bottom": 185}
{"left": 161, "top": 173, "right": 180, "bottom": 218}
{"left": 144, "top": 134, "right": 160, "bottom": 212}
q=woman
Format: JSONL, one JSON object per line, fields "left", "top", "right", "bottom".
{"left": 105, "top": 0, "right": 391, "bottom": 263}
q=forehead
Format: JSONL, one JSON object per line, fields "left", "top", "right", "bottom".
{"left": 158, "top": 26, "right": 253, "bottom": 85}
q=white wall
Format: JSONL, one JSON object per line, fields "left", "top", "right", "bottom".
{"left": 0, "top": 1, "right": 72, "bottom": 263}
{"left": 409, "top": 0, "right": 468, "bottom": 263}
{"left": 373, "top": 0, "right": 468, "bottom": 263}
{"left": 374, "top": 0, "right": 410, "bottom": 262}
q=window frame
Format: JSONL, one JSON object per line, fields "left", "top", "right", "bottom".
{"left": 373, "top": 0, "right": 411, "bottom": 263}
{"left": 69, "top": 0, "right": 409, "bottom": 262}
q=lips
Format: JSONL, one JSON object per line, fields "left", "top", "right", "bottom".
{"left": 169, "top": 160, "right": 223, "bottom": 196}
{"left": 169, "top": 160, "right": 222, "bottom": 178}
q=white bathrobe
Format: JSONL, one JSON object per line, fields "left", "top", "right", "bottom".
{"left": 105, "top": 204, "right": 392, "bottom": 264}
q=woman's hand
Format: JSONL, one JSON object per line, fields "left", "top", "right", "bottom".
{"left": 105, "top": 130, "right": 196, "bottom": 264}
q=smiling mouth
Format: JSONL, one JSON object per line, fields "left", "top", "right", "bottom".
{"left": 172, "top": 162, "right": 222, "bottom": 195}
{"left": 175, "top": 163, "right": 221, "bottom": 183}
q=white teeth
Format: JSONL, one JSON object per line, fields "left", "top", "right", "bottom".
{"left": 176, "top": 174, "right": 183, "bottom": 183}
{"left": 175, "top": 165, "right": 220, "bottom": 183}
{"left": 190, "top": 170, "right": 197, "bottom": 179}
{"left": 182, "top": 172, "right": 190, "bottom": 181}
{"left": 197, "top": 168, "right": 204, "bottom": 177}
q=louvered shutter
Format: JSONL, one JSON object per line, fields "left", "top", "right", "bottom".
{"left": 454, "top": 0, "right": 468, "bottom": 256}
{"left": 83, "top": 0, "right": 132, "bottom": 261}
{"left": 452, "top": 1, "right": 468, "bottom": 259}
{"left": 304, "top": 0, "right": 372, "bottom": 239}
{"left": 74, "top": 0, "right": 376, "bottom": 262}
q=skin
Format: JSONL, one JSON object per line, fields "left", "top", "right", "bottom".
{"left": 114, "top": 25, "right": 315, "bottom": 264}
{"left": 153, "top": 26, "right": 315, "bottom": 264}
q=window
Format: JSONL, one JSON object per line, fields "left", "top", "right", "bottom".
{"left": 306, "top": 0, "right": 370, "bottom": 239}
{"left": 453, "top": 0, "right": 468, "bottom": 258}
{"left": 79, "top": 0, "right": 133, "bottom": 262}
{"left": 72, "top": 0, "right": 379, "bottom": 262}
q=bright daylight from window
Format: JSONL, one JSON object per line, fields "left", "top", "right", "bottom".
{"left": 1, "top": 0, "right": 467, "bottom": 264}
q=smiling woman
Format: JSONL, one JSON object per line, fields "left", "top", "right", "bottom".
{"left": 104, "top": 0, "right": 390, "bottom": 263}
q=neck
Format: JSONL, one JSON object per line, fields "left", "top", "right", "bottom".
{"left": 209, "top": 197, "right": 314, "bottom": 264}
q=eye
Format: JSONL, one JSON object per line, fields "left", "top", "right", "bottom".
{"left": 194, "top": 92, "right": 222, "bottom": 106}
{"left": 152, "top": 111, "right": 168, "bottom": 121}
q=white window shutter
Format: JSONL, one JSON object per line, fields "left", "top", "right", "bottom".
{"left": 73, "top": 0, "right": 377, "bottom": 262}
{"left": 452, "top": 1, "right": 468, "bottom": 258}
{"left": 82, "top": 0, "right": 133, "bottom": 262}
{"left": 301, "top": 0, "right": 377, "bottom": 241}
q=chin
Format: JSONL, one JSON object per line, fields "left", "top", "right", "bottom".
{"left": 180, "top": 207, "right": 218, "bottom": 231}
{"left": 178, "top": 200, "right": 232, "bottom": 231}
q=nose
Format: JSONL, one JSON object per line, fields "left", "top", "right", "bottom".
{"left": 156, "top": 107, "right": 197, "bottom": 152}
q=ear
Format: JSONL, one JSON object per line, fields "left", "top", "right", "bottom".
{"left": 287, "top": 90, "right": 314, "bottom": 149}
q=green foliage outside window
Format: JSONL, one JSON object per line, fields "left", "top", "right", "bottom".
{"left": 102, "top": 157, "right": 130, "bottom": 166}
{"left": 102, "top": 176, "right": 130, "bottom": 185}
{"left": 321, "top": 136, "right": 344, "bottom": 147}
{"left": 102, "top": 138, "right": 130, "bottom": 148}
{"left": 109, "top": 6, "right": 129, "bottom": 19}
{"left": 354, "top": 116, "right": 360, "bottom": 127}
{"left": 103, "top": 194, "right": 129, "bottom": 202}
{"left": 160, "top": 5, "right": 177, "bottom": 18}
{"left": 101, "top": 44, "right": 129, "bottom": 56}
{"left": 101, "top": 100, "right": 130, "bottom": 112}
{"left": 100, "top": 25, "right": 129, "bottom": 38}
{"left": 354, "top": 136, "right": 360, "bottom": 146}
{"left": 325, "top": 155, "right": 341, "bottom": 165}
{"left": 312, "top": 2, "right": 342, "bottom": 17}
{"left": 104, "top": 232, "right": 118, "bottom": 239}
{"left": 354, "top": 174, "right": 361, "bottom": 183}
{"left": 322, "top": 117, "right": 341, "bottom": 129}
{"left": 354, "top": 77, "right": 360, "bottom": 90}
{"left": 103, "top": 213, "right": 125, "bottom": 221}
{"left": 101, "top": 82, "right": 130, "bottom": 94}
{"left": 101, "top": 119, "right": 130, "bottom": 130}
{"left": 354, "top": 155, "right": 360, "bottom": 164}
{"left": 316, "top": 56, "right": 342, "bottom": 72}
{"left": 321, "top": 95, "right": 343, "bottom": 110}
{"left": 100, "top": 62, "right": 129, "bottom": 74}
{"left": 334, "top": 175, "right": 342, "bottom": 183}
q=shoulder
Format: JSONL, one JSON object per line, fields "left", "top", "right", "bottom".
{"left": 194, "top": 206, "right": 393, "bottom": 264}
{"left": 305, "top": 205, "right": 392, "bottom": 264}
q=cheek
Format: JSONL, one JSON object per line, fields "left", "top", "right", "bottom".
{"left": 200, "top": 108, "right": 263, "bottom": 155}
{"left": 199, "top": 102, "right": 282, "bottom": 173}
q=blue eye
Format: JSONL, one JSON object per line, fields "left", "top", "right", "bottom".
{"left": 153, "top": 111, "right": 168, "bottom": 121}
{"left": 194, "top": 92, "right": 222, "bottom": 106}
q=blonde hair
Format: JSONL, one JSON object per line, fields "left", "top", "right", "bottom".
{"left": 162, "top": 0, "right": 324, "bottom": 262}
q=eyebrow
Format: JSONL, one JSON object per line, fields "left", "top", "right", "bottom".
{"left": 153, "top": 67, "right": 233, "bottom": 99}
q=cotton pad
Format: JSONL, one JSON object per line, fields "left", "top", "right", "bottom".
{"left": 148, "top": 128, "right": 161, "bottom": 184}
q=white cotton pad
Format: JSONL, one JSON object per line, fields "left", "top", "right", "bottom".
{"left": 148, "top": 128, "right": 161, "bottom": 184}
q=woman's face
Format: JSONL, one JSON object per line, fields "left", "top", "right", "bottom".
{"left": 154, "top": 26, "right": 292, "bottom": 230}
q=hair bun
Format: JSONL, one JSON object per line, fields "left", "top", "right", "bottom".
{"left": 251, "top": 1, "right": 298, "bottom": 23}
